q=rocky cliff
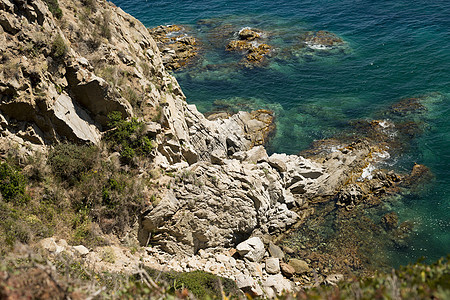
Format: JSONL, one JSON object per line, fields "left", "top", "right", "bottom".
{"left": 0, "top": 0, "right": 425, "bottom": 297}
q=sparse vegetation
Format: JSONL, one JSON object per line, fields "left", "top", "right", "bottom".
{"left": 43, "top": 0, "right": 63, "bottom": 19}
{"left": 81, "top": 0, "right": 96, "bottom": 12}
{"left": 122, "top": 86, "right": 140, "bottom": 107}
{"left": 51, "top": 34, "right": 67, "bottom": 59}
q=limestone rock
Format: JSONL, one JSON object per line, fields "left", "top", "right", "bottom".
{"left": 268, "top": 242, "right": 285, "bottom": 260}
{"left": 40, "top": 238, "right": 65, "bottom": 254}
{"left": 236, "top": 237, "right": 265, "bottom": 262}
{"left": 236, "top": 274, "right": 263, "bottom": 296}
{"left": 140, "top": 148, "right": 312, "bottom": 254}
{"left": 73, "top": 245, "right": 90, "bottom": 256}
{"left": 265, "top": 258, "right": 280, "bottom": 274}
{"left": 65, "top": 59, "right": 133, "bottom": 127}
{"left": 263, "top": 274, "right": 293, "bottom": 295}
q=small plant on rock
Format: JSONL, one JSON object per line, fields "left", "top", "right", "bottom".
{"left": 51, "top": 34, "right": 67, "bottom": 59}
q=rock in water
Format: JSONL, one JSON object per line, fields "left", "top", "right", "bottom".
{"left": 381, "top": 212, "right": 399, "bottom": 231}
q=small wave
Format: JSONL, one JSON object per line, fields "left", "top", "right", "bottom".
{"left": 360, "top": 163, "right": 376, "bottom": 180}
{"left": 305, "top": 42, "right": 332, "bottom": 50}
{"left": 238, "top": 27, "right": 253, "bottom": 35}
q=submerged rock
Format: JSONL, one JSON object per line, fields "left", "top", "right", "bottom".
{"left": 381, "top": 212, "right": 399, "bottom": 231}
{"left": 301, "top": 30, "right": 345, "bottom": 48}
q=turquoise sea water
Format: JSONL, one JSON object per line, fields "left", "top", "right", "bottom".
{"left": 111, "top": 0, "right": 450, "bottom": 267}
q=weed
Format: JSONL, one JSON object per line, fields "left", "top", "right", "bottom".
{"left": 151, "top": 105, "right": 162, "bottom": 123}
{"left": 81, "top": 0, "right": 96, "bottom": 12}
{"left": 101, "top": 247, "right": 116, "bottom": 264}
{"left": 98, "top": 11, "right": 111, "bottom": 41}
{"left": 122, "top": 86, "right": 140, "bottom": 108}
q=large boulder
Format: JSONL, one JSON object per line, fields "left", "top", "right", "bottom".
{"left": 236, "top": 237, "right": 265, "bottom": 262}
{"left": 65, "top": 58, "right": 133, "bottom": 127}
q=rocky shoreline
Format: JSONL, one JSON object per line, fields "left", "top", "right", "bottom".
{"left": 0, "top": 0, "right": 435, "bottom": 298}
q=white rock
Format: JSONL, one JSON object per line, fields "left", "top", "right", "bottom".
{"left": 73, "top": 245, "right": 89, "bottom": 256}
{"left": 265, "top": 258, "right": 280, "bottom": 274}
{"left": 236, "top": 237, "right": 265, "bottom": 262}
{"left": 40, "top": 238, "right": 64, "bottom": 254}
{"left": 236, "top": 274, "right": 255, "bottom": 289}
{"left": 263, "top": 274, "right": 294, "bottom": 295}
{"left": 325, "top": 274, "right": 344, "bottom": 286}
{"left": 246, "top": 261, "right": 263, "bottom": 277}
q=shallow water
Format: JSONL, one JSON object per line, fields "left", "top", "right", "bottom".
{"left": 111, "top": 0, "right": 450, "bottom": 267}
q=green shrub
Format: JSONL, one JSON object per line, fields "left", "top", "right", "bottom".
{"left": 154, "top": 270, "right": 240, "bottom": 299}
{"left": 105, "top": 112, "right": 154, "bottom": 165}
{"left": 51, "top": 34, "right": 67, "bottom": 59}
{"left": 48, "top": 143, "right": 99, "bottom": 185}
{"left": 0, "top": 162, "right": 28, "bottom": 204}
{"left": 43, "top": 0, "right": 62, "bottom": 19}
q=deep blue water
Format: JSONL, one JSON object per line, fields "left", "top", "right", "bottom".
{"left": 111, "top": 0, "right": 450, "bottom": 267}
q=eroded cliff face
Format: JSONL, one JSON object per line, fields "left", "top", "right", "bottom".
{"left": 0, "top": 0, "right": 335, "bottom": 255}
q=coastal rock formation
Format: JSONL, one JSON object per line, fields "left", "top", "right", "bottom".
{"left": 149, "top": 25, "right": 200, "bottom": 70}
{"left": 226, "top": 27, "right": 272, "bottom": 66}
{"left": 0, "top": 0, "right": 434, "bottom": 297}
{"left": 139, "top": 146, "right": 327, "bottom": 255}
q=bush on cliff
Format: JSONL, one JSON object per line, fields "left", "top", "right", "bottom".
{"left": 43, "top": 0, "right": 62, "bottom": 19}
{"left": 0, "top": 162, "right": 28, "bottom": 204}
{"left": 105, "top": 111, "right": 154, "bottom": 165}
{"left": 48, "top": 143, "right": 100, "bottom": 185}
{"left": 51, "top": 34, "right": 67, "bottom": 59}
